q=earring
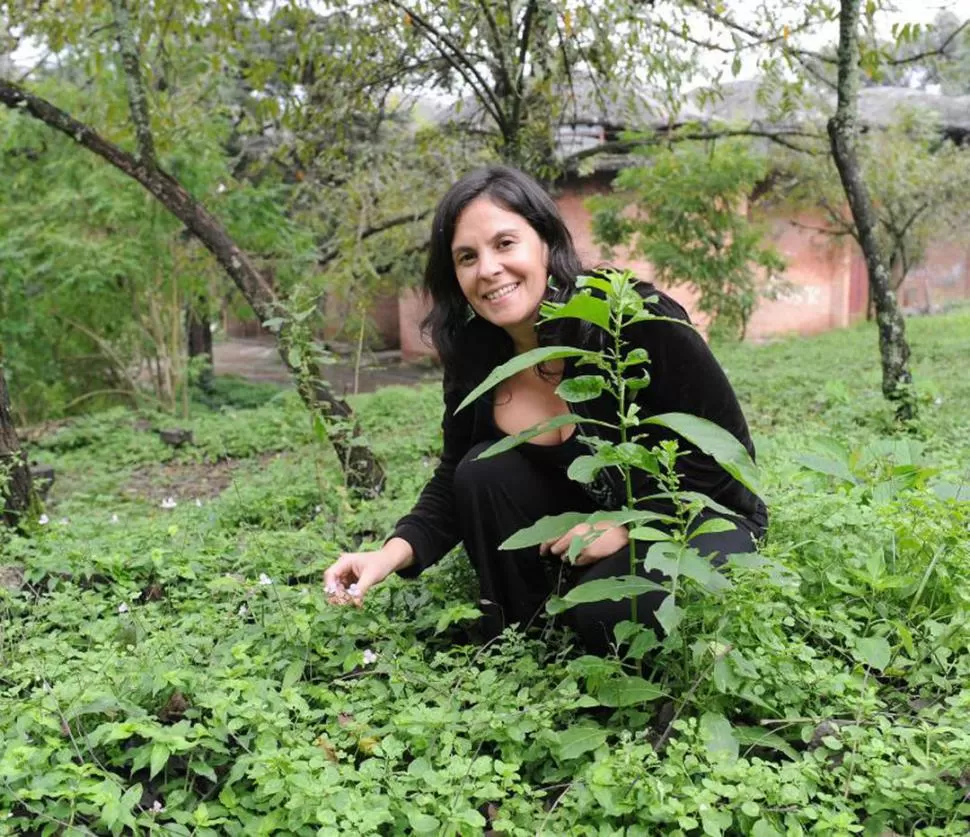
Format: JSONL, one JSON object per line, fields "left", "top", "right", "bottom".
{"left": 465, "top": 303, "right": 477, "bottom": 323}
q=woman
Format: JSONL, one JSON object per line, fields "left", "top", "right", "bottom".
{"left": 324, "top": 165, "right": 767, "bottom": 655}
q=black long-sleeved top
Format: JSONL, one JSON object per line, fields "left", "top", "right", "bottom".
{"left": 391, "top": 285, "right": 767, "bottom": 578}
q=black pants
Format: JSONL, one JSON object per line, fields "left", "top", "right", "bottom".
{"left": 454, "top": 441, "right": 762, "bottom": 656}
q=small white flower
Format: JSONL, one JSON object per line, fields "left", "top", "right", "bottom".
{"left": 348, "top": 583, "right": 361, "bottom": 598}
{"left": 161, "top": 497, "right": 177, "bottom": 510}
{"left": 195, "top": 498, "right": 203, "bottom": 507}
{"left": 314, "top": 505, "right": 322, "bottom": 514}
{"left": 38, "top": 514, "right": 49, "bottom": 525}
{"left": 110, "top": 513, "right": 120, "bottom": 524}
{"left": 118, "top": 603, "right": 129, "bottom": 614}
{"left": 217, "top": 183, "right": 226, "bottom": 194}
{"left": 258, "top": 573, "right": 273, "bottom": 586}
{"left": 362, "top": 649, "right": 378, "bottom": 665}
{"left": 934, "top": 396, "right": 944, "bottom": 406}
{"left": 151, "top": 799, "right": 164, "bottom": 813}
{"left": 238, "top": 604, "right": 248, "bottom": 616}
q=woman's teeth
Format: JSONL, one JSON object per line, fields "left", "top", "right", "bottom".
{"left": 484, "top": 283, "right": 519, "bottom": 301}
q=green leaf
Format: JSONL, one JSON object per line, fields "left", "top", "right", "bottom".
{"left": 752, "top": 820, "right": 783, "bottom": 837}
{"left": 149, "top": 743, "right": 169, "bottom": 779}
{"left": 700, "top": 711, "right": 739, "bottom": 762}
{"left": 796, "top": 453, "right": 856, "bottom": 484}
{"left": 690, "top": 517, "right": 737, "bottom": 537}
{"left": 552, "top": 724, "right": 609, "bottom": 760}
{"left": 595, "top": 675, "right": 665, "bottom": 706}
{"left": 557, "top": 375, "right": 606, "bottom": 403}
{"left": 567, "top": 454, "right": 603, "bottom": 484}
{"left": 407, "top": 812, "right": 441, "bottom": 834}
{"left": 546, "top": 575, "right": 667, "bottom": 615}
{"left": 628, "top": 526, "right": 672, "bottom": 542}
{"left": 282, "top": 659, "right": 304, "bottom": 689}
{"left": 644, "top": 413, "right": 761, "bottom": 496}
{"left": 475, "top": 415, "right": 586, "bottom": 459}
{"left": 456, "top": 346, "right": 590, "bottom": 413}
{"left": 501, "top": 510, "right": 672, "bottom": 549}
{"left": 500, "top": 512, "right": 592, "bottom": 549}
{"left": 542, "top": 292, "right": 612, "bottom": 332}
{"left": 733, "top": 726, "right": 798, "bottom": 760}
{"left": 855, "top": 635, "right": 891, "bottom": 671}
{"left": 655, "top": 594, "right": 684, "bottom": 635}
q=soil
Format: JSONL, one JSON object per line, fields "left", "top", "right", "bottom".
{"left": 123, "top": 451, "right": 284, "bottom": 504}
{"left": 212, "top": 338, "right": 441, "bottom": 396}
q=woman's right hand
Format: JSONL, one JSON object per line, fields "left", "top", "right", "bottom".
{"left": 323, "top": 538, "right": 414, "bottom": 606}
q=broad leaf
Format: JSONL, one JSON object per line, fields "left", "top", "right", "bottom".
{"left": 474, "top": 415, "right": 585, "bottom": 459}
{"left": 655, "top": 594, "right": 684, "bottom": 635}
{"left": 552, "top": 724, "right": 609, "bottom": 760}
{"left": 700, "top": 711, "right": 739, "bottom": 762}
{"left": 567, "top": 454, "right": 603, "bottom": 484}
{"left": 546, "top": 575, "right": 666, "bottom": 615}
{"left": 733, "top": 726, "right": 798, "bottom": 760}
{"left": 595, "top": 675, "right": 665, "bottom": 706}
{"left": 644, "top": 413, "right": 762, "bottom": 496}
{"left": 796, "top": 453, "right": 857, "bottom": 485}
{"left": 855, "top": 635, "right": 891, "bottom": 671}
{"left": 557, "top": 375, "right": 607, "bottom": 403}
{"left": 690, "top": 517, "right": 737, "bottom": 537}
{"left": 501, "top": 510, "right": 675, "bottom": 549}
{"left": 628, "top": 526, "right": 672, "bottom": 542}
{"left": 456, "top": 346, "right": 589, "bottom": 413}
{"left": 542, "top": 292, "right": 612, "bottom": 331}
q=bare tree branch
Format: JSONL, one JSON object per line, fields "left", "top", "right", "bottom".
{"left": 318, "top": 207, "right": 433, "bottom": 267}
{"left": 109, "top": 0, "right": 156, "bottom": 166}
{"left": 563, "top": 125, "right": 826, "bottom": 166}
{"left": 384, "top": 0, "right": 507, "bottom": 135}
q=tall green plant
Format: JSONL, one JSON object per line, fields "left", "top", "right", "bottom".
{"left": 457, "top": 269, "right": 762, "bottom": 670}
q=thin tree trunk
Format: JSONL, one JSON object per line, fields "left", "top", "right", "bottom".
{"left": 827, "top": 0, "right": 915, "bottom": 420}
{"left": 0, "top": 359, "right": 33, "bottom": 527}
{"left": 186, "top": 296, "right": 214, "bottom": 392}
{"left": 0, "top": 78, "right": 385, "bottom": 495}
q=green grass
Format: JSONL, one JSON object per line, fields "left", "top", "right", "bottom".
{"left": 1, "top": 312, "right": 968, "bottom": 835}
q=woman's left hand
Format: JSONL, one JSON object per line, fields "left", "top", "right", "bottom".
{"left": 540, "top": 522, "right": 629, "bottom": 566}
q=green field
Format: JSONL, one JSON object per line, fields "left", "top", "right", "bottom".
{"left": 2, "top": 310, "right": 969, "bottom": 835}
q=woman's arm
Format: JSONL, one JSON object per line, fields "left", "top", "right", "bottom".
{"left": 388, "top": 372, "right": 476, "bottom": 577}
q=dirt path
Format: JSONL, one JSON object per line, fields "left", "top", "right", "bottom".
{"left": 212, "top": 338, "right": 441, "bottom": 396}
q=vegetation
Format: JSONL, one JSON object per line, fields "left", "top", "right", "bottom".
{"left": 1, "top": 308, "right": 968, "bottom": 834}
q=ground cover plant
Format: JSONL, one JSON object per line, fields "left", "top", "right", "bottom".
{"left": 1, "top": 309, "right": 969, "bottom": 835}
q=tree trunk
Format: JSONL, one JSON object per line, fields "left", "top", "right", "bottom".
{"left": 827, "top": 0, "right": 915, "bottom": 420}
{"left": 0, "top": 78, "right": 385, "bottom": 495}
{"left": 0, "top": 360, "right": 33, "bottom": 528}
{"left": 186, "top": 296, "right": 214, "bottom": 392}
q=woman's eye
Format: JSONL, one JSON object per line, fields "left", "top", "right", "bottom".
{"left": 457, "top": 253, "right": 476, "bottom": 266}
{"left": 497, "top": 239, "right": 514, "bottom": 249}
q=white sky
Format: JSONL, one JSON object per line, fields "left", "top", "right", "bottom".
{"left": 7, "top": 0, "right": 970, "bottom": 85}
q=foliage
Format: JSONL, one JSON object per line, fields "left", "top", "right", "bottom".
{"left": 2, "top": 307, "right": 970, "bottom": 832}
{"left": 778, "top": 110, "right": 970, "bottom": 296}
{"left": 588, "top": 145, "right": 787, "bottom": 340}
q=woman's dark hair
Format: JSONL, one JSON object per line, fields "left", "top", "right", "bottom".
{"left": 421, "top": 165, "right": 592, "bottom": 389}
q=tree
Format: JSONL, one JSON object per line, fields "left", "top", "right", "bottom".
{"left": 632, "top": 0, "right": 969, "bottom": 418}
{"left": 0, "top": 1, "right": 389, "bottom": 492}
{"left": 586, "top": 140, "right": 787, "bottom": 340}
{"left": 782, "top": 111, "right": 970, "bottom": 314}
{"left": 827, "top": 0, "right": 915, "bottom": 418}
{"left": 0, "top": 354, "right": 32, "bottom": 528}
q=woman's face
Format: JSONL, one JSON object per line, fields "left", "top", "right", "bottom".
{"left": 451, "top": 196, "right": 549, "bottom": 336}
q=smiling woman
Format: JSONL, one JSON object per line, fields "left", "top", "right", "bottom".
{"left": 324, "top": 165, "right": 767, "bottom": 656}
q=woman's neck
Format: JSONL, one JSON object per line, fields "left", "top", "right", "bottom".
{"left": 506, "top": 322, "right": 539, "bottom": 355}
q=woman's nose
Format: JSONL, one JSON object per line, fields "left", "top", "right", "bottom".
{"left": 477, "top": 249, "right": 502, "bottom": 278}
